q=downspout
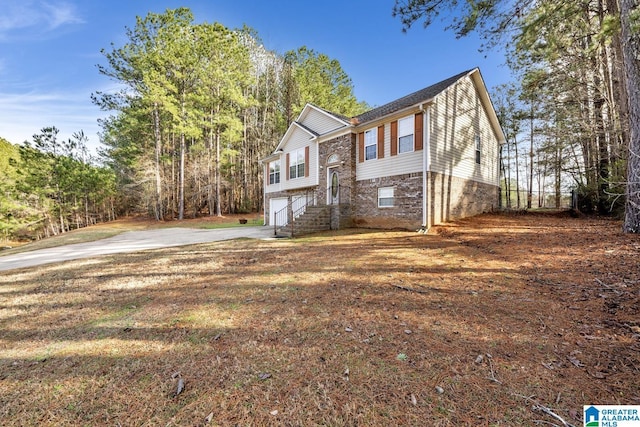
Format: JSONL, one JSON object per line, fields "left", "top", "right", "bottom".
{"left": 262, "top": 162, "right": 267, "bottom": 226}
{"left": 420, "top": 104, "right": 431, "bottom": 230}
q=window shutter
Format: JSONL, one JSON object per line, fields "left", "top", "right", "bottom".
{"left": 304, "top": 146, "right": 310, "bottom": 177}
{"left": 377, "top": 125, "right": 385, "bottom": 159}
{"left": 415, "top": 112, "right": 423, "bottom": 151}
{"left": 358, "top": 132, "right": 365, "bottom": 163}
{"left": 286, "top": 153, "right": 290, "bottom": 180}
{"left": 390, "top": 121, "right": 398, "bottom": 156}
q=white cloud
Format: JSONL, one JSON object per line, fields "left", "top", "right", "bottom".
{"left": 0, "top": 0, "right": 83, "bottom": 38}
{"left": 42, "top": 1, "right": 84, "bottom": 29}
{"left": 0, "top": 89, "right": 105, "bottom": 152}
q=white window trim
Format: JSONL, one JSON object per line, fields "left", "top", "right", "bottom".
{"left": 289, "top": 148, "right": 305, "bottom": 180}
{"left": 269, "top": 160, "right": 280, "bottom": 185}
{"left": 475, "top": 134, "right": 481, "bottom": 164}
{"left": 364, "top": 128, "right": 377, "bottom": 161}
{"left": 398, "top": 115, "right": 414, "bottom": 154}
{"left": 378, "top": 187, "right": 394, "bottom": 208}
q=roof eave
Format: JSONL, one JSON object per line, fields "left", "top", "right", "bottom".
{"left": 354, "top": 99, "right": 435, "bottom": 129}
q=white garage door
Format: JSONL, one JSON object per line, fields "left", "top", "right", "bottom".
{"left": 269, "top": 198, "right": 288, "bottom": 226}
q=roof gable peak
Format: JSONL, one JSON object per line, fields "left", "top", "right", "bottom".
{"left": 355, "top": 68, "right": 476, "bottom": 124}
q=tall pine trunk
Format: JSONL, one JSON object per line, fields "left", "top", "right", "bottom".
{"left": 178, "top": 131, "right": 186, "bottom": 220}
{"left": 527, "top": 101, "right": 534, "bottom": 209}
{"left": 207, "top": 123, "right": 215, "bottom": 217}
{"left": 153, "top": 104, "right": 163, "bottom": 221}
{"left": 215, "top": 131, "right": 222, "bottom": 217}
{"left": 621, "top": 0, "right": 640, "bottom": 232}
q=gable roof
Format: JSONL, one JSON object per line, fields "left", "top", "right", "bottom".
{"left": 354, "top": 69, "right": 474, "bottom": 124}
{"left": 308, "top": 104, "right": 351, "bottom": 124}
{"left": 261, "top": 67, "right": 506, "bottom": 163}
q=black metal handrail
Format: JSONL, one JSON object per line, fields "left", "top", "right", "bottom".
{"left": 273, "top": 189, "right": 317, "bottom": 236}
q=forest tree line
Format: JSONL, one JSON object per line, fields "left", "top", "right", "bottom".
{"left": 2, "top": 2, "right": 640, "bottom": 241}
{"left": 0, "top": 8, "right": 368, "bottom": 241}
{"left": 0, "top": 131, "right": 117, "bottom": 241}
{"left": 394, "top": 0, "right": 640, "bottom": 230}
{"left": 93, "top": 8, "right": 368, "bottom": 222}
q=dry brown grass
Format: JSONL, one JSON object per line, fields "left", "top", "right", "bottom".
{"left": 1, "top": 213, "right": 639, "bottom": 426}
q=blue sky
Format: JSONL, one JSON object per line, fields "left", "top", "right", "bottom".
{"left": 0, "top": 0, "right": 512, "bottom": 151}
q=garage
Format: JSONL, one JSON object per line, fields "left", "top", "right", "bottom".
{"left": 269, "top": 197, "right": 288, "bottom": 226}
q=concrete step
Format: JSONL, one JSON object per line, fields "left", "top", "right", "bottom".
{"left": 275, "top": 205, "right": 332, "bottom": 237}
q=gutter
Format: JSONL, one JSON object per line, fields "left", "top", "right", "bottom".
{"left": 420, "top": 103, "right": 431, "bottom": 231}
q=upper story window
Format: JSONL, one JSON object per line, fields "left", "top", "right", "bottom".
{"left": 269, "top": 160, "right": 280, "bottom": 184}
{"left": 398, "top": 116, "right": 414, "bottom": 154}
{"left": 289, "top": 148, "right": 305, "bottom": 179}
{"left": 364, "top": 128, "right": 377, "bottom": 160}
{"left": 475, "top": 134, "right": 481, "bottom": 164}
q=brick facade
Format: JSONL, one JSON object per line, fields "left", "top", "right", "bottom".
{"left": 317, "top": 133, "right": 356, "bottom": 206}
{"left": 353, "top": 171, "right": 498, "bottom": 230}
{"left": 355, "top": 173, "right": 424, "bottom": 229}
{"left": 429, "top": 172, "right": 499, "bottom": 226}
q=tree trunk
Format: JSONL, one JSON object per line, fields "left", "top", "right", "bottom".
{"left": 621, "top": 0, "right": 640, "bottom": 232}
{"left": 527, "top": 101, "right": 534, "bottom": 209}
{"left": 514, "top": 136, "right": 520, "bottom": 209}
{"left": 153, "top": 104, "right": 163, "bottom": 221}
{"left": 207, "top": 116, "right": 215, "bottom": 216}
{"left": 215, "top": 131, "right": 222, "bottom": 217}
{"left": 179, "top": 131, "right": 186, "bottom": 220}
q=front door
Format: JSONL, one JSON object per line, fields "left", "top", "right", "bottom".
{"left": 328, "top": 169, "right": 339, "bottom": 205}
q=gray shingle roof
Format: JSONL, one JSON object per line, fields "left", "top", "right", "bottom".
{"left": 311, "top": 104, "right": 351, "bottom": 124}
{"left": 354, "top": 69, "right": 474, "bottom": 124}
{"left": 294, "top": 121, "right": 319, "bottom": 137}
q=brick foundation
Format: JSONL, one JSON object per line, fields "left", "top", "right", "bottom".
{"left": 354, "top": 172, "right": 498, "bottom": 230}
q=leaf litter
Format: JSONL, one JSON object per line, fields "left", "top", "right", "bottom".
{"left": 0, "top": 212, "right": 638, "bottom": 425}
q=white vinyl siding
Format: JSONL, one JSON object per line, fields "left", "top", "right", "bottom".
{"left": 357, "top": 123, "right": 423, "bottom": 181}
{"left": 298, "top": 106, "right": 347, "bottom": 135}
{"left": 265, "top": 126, "right": 318, "bottom": 193}
{"left": 428, "top": 76, "right": 499, "bottom": 186}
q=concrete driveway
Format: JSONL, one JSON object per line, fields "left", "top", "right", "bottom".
{"left": 0, "top": 226, "right": 275, "bottom": 272}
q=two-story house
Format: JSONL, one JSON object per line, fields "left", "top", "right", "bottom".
{"left": 261, "top": 68, "right": 505, "bottom": 235}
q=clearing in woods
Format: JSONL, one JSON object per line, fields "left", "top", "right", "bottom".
{"left": 0, "top": 212, "right": 638, "bottom": 425}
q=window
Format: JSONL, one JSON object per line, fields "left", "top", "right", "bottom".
{"left": 289, "top": 148, "right": 305, "bottom": 179}
{"left": 475, "top": 134, "right": 481, "bottom": 164}
{"left": 269, "top": 160, "right": 280, "bottom": 185}
{"left": 364, "top": 128, "right": 377, "bottom": 160}
{"left": 398, "top": 116, "right": 414, "bottom": 153}
{"left": 378, "top": 187, "right": 394, "bottom": 208}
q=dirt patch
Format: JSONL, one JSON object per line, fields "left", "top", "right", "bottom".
{"left": 0, "top": 212, "right": 638, "bottom": 426}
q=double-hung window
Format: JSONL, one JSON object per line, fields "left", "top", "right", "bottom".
{"left": 398, "top": 116, "right": 414, "bottom": 154}
{"left": 364, "top": 128, "right": 377, "bottom": 160}
{"left": 475, "top": 134, "right": 481, "bottom": 164}
{"left": 289, "top": 148, "right": 305, "bottom": 179}
{"left": 269, "top": 160, "right": 280, "bottom": 184}
{"left": 378, "top": 187, "right": 394, "bottom": 208}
